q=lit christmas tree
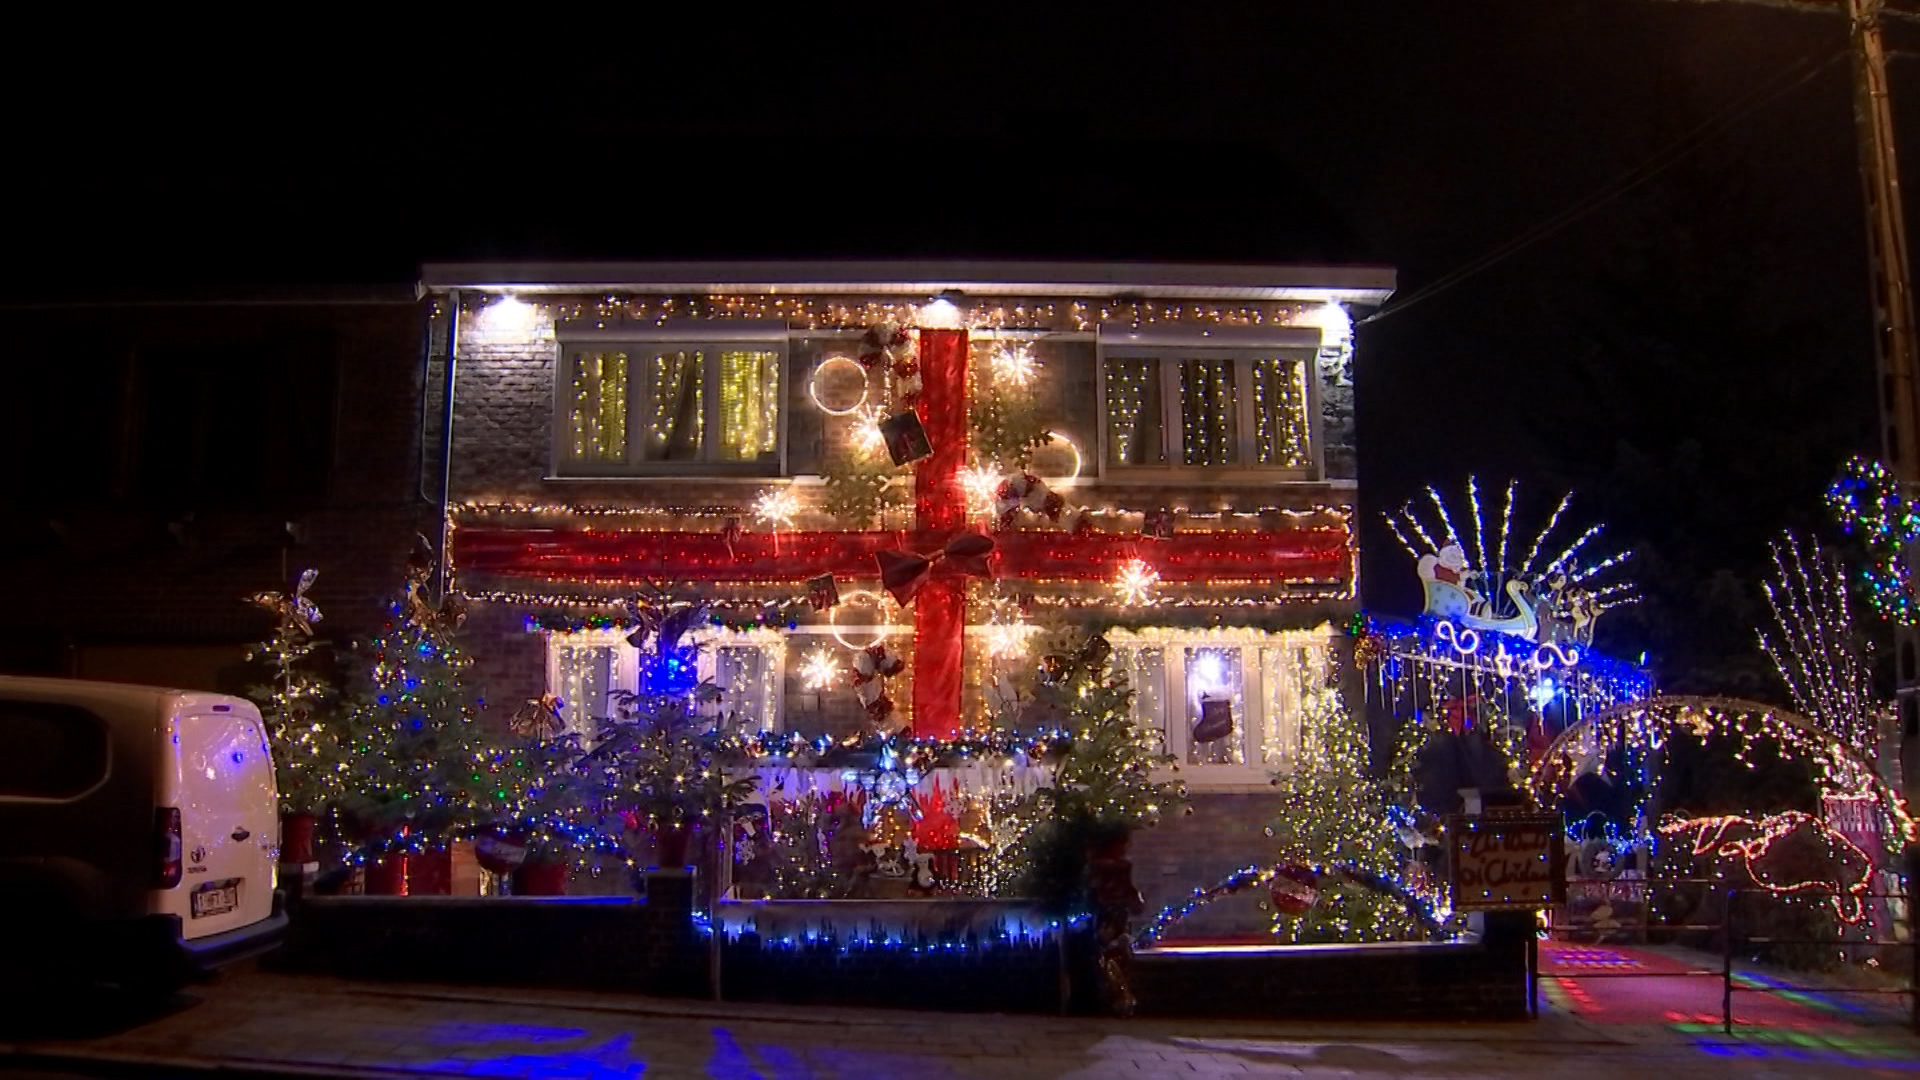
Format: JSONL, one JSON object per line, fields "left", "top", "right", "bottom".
{"left": 244, "top": 569, "right": 347, "bottom": 816}
{"left": 1009, "top": 636, "right": 1187, "bottom": 911}
{"left": 1267, "top": 684, "right": 1426, "bottom": 943}
{"left": 338, "top": 547, "right": 548, "bottom": 855}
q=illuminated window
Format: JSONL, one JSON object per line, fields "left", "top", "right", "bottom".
{"left": 556, "top": 343, "right": 782, "bottom": 474}
{"left": 1101, "top": 349, "right": 1313, "bottom": 472}
{"left": 1110, "top": 627, "right": 1332, "bottom": 781}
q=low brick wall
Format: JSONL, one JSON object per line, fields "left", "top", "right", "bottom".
{"left": 1134, "top": 915, "right": 1532, "bottom": 1021}
{"left": 270, "top": 874, "right": 704, "bottom": 996}
{"left": 272, "top": 880, "right": 1530, "bottom": 1021}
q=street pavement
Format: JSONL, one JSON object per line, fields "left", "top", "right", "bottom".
{"left": 1, "top": 959, "right": 1918, "bottom": 1079}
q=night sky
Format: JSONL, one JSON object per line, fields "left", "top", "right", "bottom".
{"left": 13, "top": 2, "right": 1915, "bottom": 690}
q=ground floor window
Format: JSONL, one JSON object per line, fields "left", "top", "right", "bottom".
{"left": 1108, "top": 625, "right": 1334, "bottom": 784}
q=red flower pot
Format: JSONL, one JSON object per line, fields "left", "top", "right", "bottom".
{"left": 654, "top": 824, "right": 693, "bottom": 869}
{"left": 280, "top": 812, "right": 318, "bottom": 865}
{"left": 364, "top": 854, "right": 409, "bottom": 895}
{"left": 409, "top": 848, "right": 453, "bottom": 895}
{"left": 513, "top": 861, "right": 570, "bottom": 895}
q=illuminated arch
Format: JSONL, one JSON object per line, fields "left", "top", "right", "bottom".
{"left": 1529, "top": 695, "right": 1914, "bottom": 845}
{"left": 1133, "top": 860, "right": 1449, "bottom": 948}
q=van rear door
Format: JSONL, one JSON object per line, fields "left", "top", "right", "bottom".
{"left": 159, "top": 701, "right": 278, "bottom": 940}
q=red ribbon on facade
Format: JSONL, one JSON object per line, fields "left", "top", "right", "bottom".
{"left": 875, "top": 531, "right": 996, "bottom": 606}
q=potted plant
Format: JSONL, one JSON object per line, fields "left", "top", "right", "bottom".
{"left": 603, "top": 677, "right": 758, "bottom": 873}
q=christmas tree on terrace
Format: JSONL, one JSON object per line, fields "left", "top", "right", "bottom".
{"left": 1268, "top": 684, "right": 1425, "bottom": 943}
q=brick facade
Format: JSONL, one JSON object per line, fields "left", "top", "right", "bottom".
{"left": 0, "top": 292, "right": 433, "bottom": 692}
{"left": 431, "top": 268, "right": 1386, "bottom": 937}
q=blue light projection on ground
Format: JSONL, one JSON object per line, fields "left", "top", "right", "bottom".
{"left": 408, "top": 1019, "right": 943, "bottom": 1079}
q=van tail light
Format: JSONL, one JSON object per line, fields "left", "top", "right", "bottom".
{"left": 156, "top": 806, "right": 182, "bottom": 889}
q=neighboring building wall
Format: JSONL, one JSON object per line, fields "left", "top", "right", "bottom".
{"left": 0, "top": 293, "right": 431, "bottom": 691}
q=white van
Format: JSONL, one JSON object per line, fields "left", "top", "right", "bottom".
{"left": 0, "top": 676, "right": 287, "bottom": 991}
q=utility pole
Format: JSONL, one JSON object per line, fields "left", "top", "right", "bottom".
{"left": 1846, "top": 0, "right": 1920, "bottom": 800}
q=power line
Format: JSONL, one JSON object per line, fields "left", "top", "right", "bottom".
{"left": 1359, "top": 48, "right": 1847, "bottom": 327}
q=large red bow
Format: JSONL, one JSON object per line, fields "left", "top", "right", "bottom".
{"left": 875, "top": 532, "right": 996, "bottom": 605}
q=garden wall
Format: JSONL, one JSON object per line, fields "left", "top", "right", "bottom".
{"left": 272, "top": 877, "right": 1530, "bottom": 1020}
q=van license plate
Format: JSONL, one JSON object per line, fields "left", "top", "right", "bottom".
{"left": 190, "top": 880, "right": 239, "bottom": 919}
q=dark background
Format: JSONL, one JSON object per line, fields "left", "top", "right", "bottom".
{"left": 8, "top": 2, "right": 1909, "bottom": 694}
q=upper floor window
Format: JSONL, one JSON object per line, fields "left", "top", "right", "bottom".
{"left": 1101, "top": 348, "right": 1313, "bottom": 473}
{"left": 558, "top": 343, "right": 782, "bottom": 475}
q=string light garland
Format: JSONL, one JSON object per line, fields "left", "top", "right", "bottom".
{"left": 455, "top": 292, "right": 1335, "bottom": 336}
{"left": 1827, "top": 456, "right": 1920, "bottom": 625}
{"left": 1531, "top": 696, "right": 1917, "bottom": 847}
{"left": 1758, "top": 533, "right": 1882, "bottom": 758}
{"left": 1658, "top": 811, "right": 1877, "bottom": 924}
{"left": 1133, "top": 859, "right": 1450, "bottom": 947}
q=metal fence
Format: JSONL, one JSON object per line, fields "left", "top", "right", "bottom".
{"left": 1541, "top": 877, "right": 1916, "bottom": 1033}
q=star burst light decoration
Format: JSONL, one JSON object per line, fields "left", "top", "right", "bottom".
{"left": 799, "top": 647, "right": 840, "bottom": 691}
{"left": 959, "top": 465, "right": 1003, "bottom": 516}
{"left": 983, "top": 617, "right": 1034, "bottom": 660}
{"left": 1112, "top": 558, "right": 1161, "bottom": 606}
{"left": 987, "top": 342, "right": 1038, "bottom": 387}
{"left": 851, "top": 405, "right": 887, "bottom": 456}
{"left": 753, "top": 488, "right": 801, "bottom": 530}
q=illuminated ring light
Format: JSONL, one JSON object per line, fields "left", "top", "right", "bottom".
{"left": 1531, "top": 695, "right": 1917, "bottom": 846}
{"left": 1029, "top": 432, "right": 1084, "bottom": 482}
{"left": 808, "top": 355, "right": 870, "bottom": 416}
{"left": 829, "top": 589, "right": 894, "bottom": 650}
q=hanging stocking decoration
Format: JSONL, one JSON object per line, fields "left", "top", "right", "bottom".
{"left": 993, "top": 471, "right": 1091, "bottom": 534}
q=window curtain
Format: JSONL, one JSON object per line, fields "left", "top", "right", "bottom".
{"left": 1179, "top": 358, "right": 1237, "bottom": 466}
{"left": 645, "top": 350, "right": 704, "bottom": 461}
{"left": 717, "top": 350, "right": 780, "bottom": 462}
{"left": 567, "top": 351, "right": 628, "bottom": 463}
{"left": 716, "top": 646, "right": 772, "bottom": 731}
{"left": 1103, "top": 357, "right": 1165, "bottom": 466}
{"left": 1113, "top": 645, "right": 1169, "bottom": 754}
{"left": 553, "top": 644, "right": 615, "bottom": 742}
{"left": 1251, "top": 357, "right": 1309, "bottom": 467}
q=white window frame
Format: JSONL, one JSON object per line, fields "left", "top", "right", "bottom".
{"left": 542, "top": 629, "right": 637, "bottom": 746}
{"left": 542, "top": 627, "right": 790, "bottom": 741}
{"left": 1096, "top": 338, "right": 1323, "bottom": 483}
{"left": 550, "top": 329, "right": 790, "bottom": 478}
{"left": 1107, "top": 625, "right": 1334, "bottom": 789}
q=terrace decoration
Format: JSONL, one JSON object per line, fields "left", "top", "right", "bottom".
{"left": 453, "top": 314, "right": 1355, "bottom": 740}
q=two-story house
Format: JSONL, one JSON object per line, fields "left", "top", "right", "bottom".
{"left": 426, "top": 261, "right": 1393, "bottom": 926}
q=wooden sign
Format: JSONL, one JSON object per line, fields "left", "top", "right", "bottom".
{"left": 1447, "top": 812, "right": 1565, "bottom": 911}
